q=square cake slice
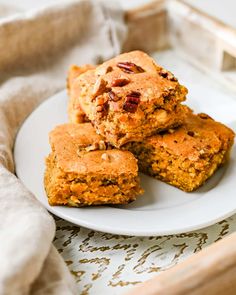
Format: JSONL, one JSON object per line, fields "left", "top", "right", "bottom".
{"left": 44, "top": 123, "right": 143, "bottom": 206}
{"left": 68, "top": 50, "right": 188, "bottom": 147}
{"left": 125, "top": 111, "right": 235, "bottom": 192}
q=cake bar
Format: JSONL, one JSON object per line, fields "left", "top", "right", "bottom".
{"left": 68, "top": 50, "right": 188, "bottom": 147}
{"left": 125, "top": 111, "right": 235, "bottom": 192}
{"left": 44, "top": 123, "right": 143, "bottom": 206}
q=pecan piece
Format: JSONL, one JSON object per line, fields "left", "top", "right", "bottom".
{"left": 168, "top": 129, "right": 175, "bottom": 134}
{"left": 92, "top": 78, "right": 108, "bottom": 99}
{"left": 85, "top": 144, "right": 98, "bottom": 152}
{"left": 199, "top": 149, "right": 205, "bottom": 155}
{"left": 117, "top": 62, "right": 144, "bottom": 74}
{"left": 123, "top": 91, "right": 141, "bottom": 113}
{"left": 156, "top": 109, "right": 167, "bottom": 123}
{"left": 77, "top": 144, "right": 87, "bottom": 156}
{"left": 84, "top": 140, "right": 107, "bottom": 152}
{"left": 111, "top": 77, "right": 130, "bottom": 87}
{"left": 101, "top": 153, "right": 111, "bottom": 162}
{"left": 96, "top": 101, "right": 109, "bottom": 118}
{"left": 159, "top": 69, "right": 177, "bottom": 82}
{"left": 187, "top": 131, "right": 195, "bottom": 137}
{"left": 126, "top": 91, "right": 140, "bottom": 104}
{"left": 98, "top": 140, "right": 107, "bottom": 150}
{"left": 96, "top": 96, "right": 108, "bottom": 106}
{"left": 198, "top": 113, "right": 212, "bottom": 120}
{"left": 106, "top": 66, "right": 113, "bottom": 73}
{"left": 108, "top": 91, "right": 120, "bottom": 102}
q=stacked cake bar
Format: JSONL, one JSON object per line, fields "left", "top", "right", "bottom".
{"left": 45, "top": 123, "right": 143, "bottom": 206}
{"left": 67, "top": 51, "right": 188, "bottom": 147}
{"left": 44, "top": 50, "right": 234, "bottom": 206}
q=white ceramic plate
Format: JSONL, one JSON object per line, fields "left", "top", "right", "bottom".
{"left": 14, "top": 90, "right": 236, "bottom": 236}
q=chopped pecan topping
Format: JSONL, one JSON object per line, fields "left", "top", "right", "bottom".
{"left": 77, "top": 144, "right": 87, "bottom": 156}
{"left": 159, "top": 69, "right": 177, "bottom": 82}
{"left": 111, "top": 77, "right": 130, "bottom": 87}
{"left": 126, "top": 91, "right": 141, "bottom": 103}
{"left": 84, "top": 140, "right": 107, "bottom": 152}
{"left": 106, "top": 66, "right": 113, "bottom": 73}
{"left": 159, "top": 69, "right": 168, "bottom": 78}
{"left": 108, "top": 90, "right": 120, "bottom": 102}
{"left": 96, "top": 101, "right": 109, "bottom": 118}
{"left": 164, "top": 86, "right": 175, "bottom": 92}
{"left": 123, "top": 102, "right": 137, "bottom": 113}
{"left": 123, "top": 91, "right": 141, "bottom": 113}
{"left": 96, "top": 96, "right": 108, "bottom": 106}
{"left": 199, "top": 149, "right": 205, "bottom": 155}
{"left": 106, "top": 142, "right": 113, "bottom": 150}
{"left": 168, "top": 128, "right": 175, "bottom": 134}
{"left": 117, "top": 62, "right": 144, "bottom": 74}
{"left": 85, "top": 145, "right": 97, "bottom": 152}
{"left": 98, "top": 140, "right": 107, "bottom": 150}
{"left": 187, "top": 131, "right": 195, "bottom": 137}
{"left": 92, "top": 78, "right": 108, "bottom": 99}
{"left": 101, "top": 153, "right": 111, "bottom": 162}
{"left": 156, "top": 109, "right": 167, "bottom": 123}
{"left": 198, "top": 113, "right": 212, "bottom": 120}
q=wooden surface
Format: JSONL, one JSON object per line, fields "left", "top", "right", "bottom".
{"left": 125, "top": 232, "right": 236, "bottom": 295}
{"left": 184, "top": 0, "right": 236, "bottom": 29}
{"left": 125, "top": 0, "right": 236, "bottom": 90}
{"left": 124, "top": 0, "right": 168, "bottom": 52}
{"left": 169, "top": 0, "right": 236, "bottom": 91}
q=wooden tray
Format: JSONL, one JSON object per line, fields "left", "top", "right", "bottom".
{"left": 124, "top": 0, "right": 236, "bottom": 91}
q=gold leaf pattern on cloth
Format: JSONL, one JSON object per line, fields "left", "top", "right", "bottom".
{"left": 54, "top": 215, "right": 236, "bottom": 294}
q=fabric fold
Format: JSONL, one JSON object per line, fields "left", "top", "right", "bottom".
{"left": 0, "top": 1, "right": 126, "bottom": 294}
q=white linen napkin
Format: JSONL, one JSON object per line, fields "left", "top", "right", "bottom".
{"left": 0, "top": 1, "right": 126, "bottom": 294}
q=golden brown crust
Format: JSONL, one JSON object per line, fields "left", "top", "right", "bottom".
{"left": 68, "top": 50, "right": 188, "bottom": 147}
{"left": 45, "top": 123, "right": 143, "bottom": 206}
{"left": 125, "top": 111, "right": 235, "bottom": 192}
{"left": 147, "top": 112, "right": 235, "bottom": 160}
